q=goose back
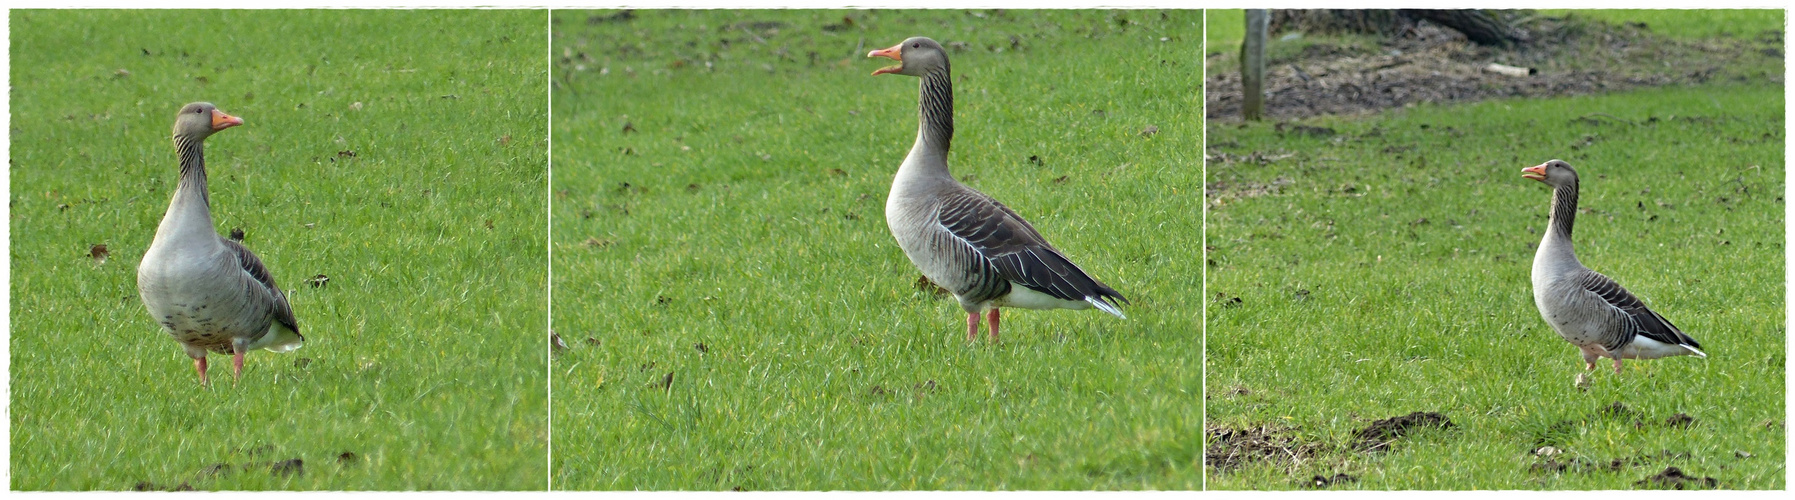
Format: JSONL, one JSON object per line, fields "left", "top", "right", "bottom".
{"left": 888, "top": 180, "right": 1126, "bottom": 315}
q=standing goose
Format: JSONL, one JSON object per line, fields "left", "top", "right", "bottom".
{"left": 869, "top": 37, "right": 1127, "bottom": 342}
{"left": 138, "top": 102, "right": 303, "bottom": 386}
{"left": 1523, "top": 159, "right": 1705, "bottom": 374}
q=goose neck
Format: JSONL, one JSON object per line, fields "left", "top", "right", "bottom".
{"left": 1547, "top": 179, "right": 1577, "bottom": 241}
{"left": 914, "top": 65, "right": 953, "bottom": 157}
{"left": 173, "top": 135, "right": 211, "bottom": 209}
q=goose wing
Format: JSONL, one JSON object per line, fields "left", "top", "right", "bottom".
{"left": 1576, "top": 270, "right": 1697, "bottom": 350}
{"left": 223, "top": 238, "right": 300, "bottom": 335}
{"left": 935, "top": 188, "right": 1127, "bottom": 313}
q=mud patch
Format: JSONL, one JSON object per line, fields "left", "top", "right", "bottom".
{"left": 1530, "top": 450, "right": 1693, "bottom": 475}
{"left": 1206, "top": 424, "right": 1325, "bottom": 472}
{"left": 1664, "top": 413, "right": 1696, "bottom": 428}
{"left": 1352, "top": 411, "right": 1454, "bottom": 452}
{"left": 132, "top": 481, "right": 194, "bottom": 491}
{"left": 134, "top": 446, "right": 316, "bottom": 489}
{"left": 270, "top": 459, "right": 304, "bottom": 477}
{"left": 1206, "top": 174, "right": 1296, "bottom": 204}
{"left": 1597, "top": 401, "right": 1637, "bottom": 419}
{"left": 1635, "top": 466, "right": 1717, "bottom": 489}
{"left": 1303, "top": 472, "right": 1358, "bottom": 489}
{"left": 1207, "top": 13, "right": 1782, "bottom": 120}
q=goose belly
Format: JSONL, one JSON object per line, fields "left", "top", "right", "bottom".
{"left": 138, "top": 264, "right": 274, "bottom": 353}
{"left": 1617, "top": 335, "right": 1697, "bottom": 360}
{"left": 886, "top": 199, "right": 1006, "bottom": 312}
{"left": 994, "top": 285, "right": 1092, "bottom": 311}
{"left": 1532, "top": 283, "right": 1615, "bottom": 349}
{"left": 901, "top": 232, "right": 1007, "bottom": 311}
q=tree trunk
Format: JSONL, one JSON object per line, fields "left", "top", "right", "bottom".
{"left": 1241, "top": 9, "right": 1269, "bottom": 121}
{"left": 1270, "top": 9, "right": 1409, "bottom": 38}
{"left": 1269, "top": 9, "right": 1524, "bottom": 47}
{"left": 1402, "top": 9, "right": 1526, "bottom": 47}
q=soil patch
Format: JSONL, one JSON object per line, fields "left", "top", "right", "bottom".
{"left": 1635, "top": 466, "right": 1717, "bottom": 489}
{"left": 1304, "top": 472, "right": 1358, "bottom": 489}
{"left": 1598, "top": 401, "right": 1638, "bottom": 419}
{"left": 1352, "top": 411, "right": 1454, "bottom": 452}
{"left": 1530, "top": 450, "right": 1693, "bottom": 475}
{"left": 1207, "top": 12, "right": 1783, "bottom": 120}
{"left": 1664, "top": 413, "right": 1697, "bottom": 428}
{"left": 1206, "top": 424, "right": 1326, "bottom": 472}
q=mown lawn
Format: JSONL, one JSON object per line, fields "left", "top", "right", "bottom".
{"left": 1205, "top": 83, "right": 1784, "bottom": 489}
{"left": 1205, "top": 8, "right": 1786, "bottom": 69}
{"left": 550, "top": 9, "right": 1200, "bottom": 490}
{"left": 9, "top": 10, "right": 548, "bottom": 490}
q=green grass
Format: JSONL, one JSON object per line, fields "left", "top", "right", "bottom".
{"left": 550, "top": 9, "right": 1199, "bottom": 490}
{"left": 1205, "top": 84, "right": 1784, "bottom": 489}
{"left": 9, "top": 10, "right": 547, "bottom": 490}
{"left": 1205, "top": 9, "right": 1244, "bottom": 61}
{"left": 1206, "top": 8, "right": 1786, "bottom": 72}
{"left": 1538, "top": 9, "right": 1785, "bottom": 40}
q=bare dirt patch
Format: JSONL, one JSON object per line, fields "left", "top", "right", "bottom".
{"left": 1303, "top": 472, "right": 1358, "bottom": 489}
{"left": 1206, "top": 424, "right": 1326, "bottom": 472}
{"left": 1352, "top": 411, "right": 1454, "bottom": 452}
{"left": 1664, "top": 413, "right": 1697, "bottom": 428}
{"left": 1635, "top": 466, "right": 1718, "bottom": 489}
{"left": 1530, "top": 449, "right": 1693, "bottom": 475}
{"left": 1207, "top": 13, "right": 1783, "bottom": 120}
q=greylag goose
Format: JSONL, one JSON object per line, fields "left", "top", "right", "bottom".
{"left": 138, "top": 102, "right": 303, "bottom": 386}
{"left": 869, "top": 37, "right": 1127, "bottom": 342}
{"left": 1523, "top": 159, "right": 1705, "bottom": 374}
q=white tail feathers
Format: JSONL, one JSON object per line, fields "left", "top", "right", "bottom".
{"left": 1088, "top": 297, "right": 1126, "bottom": 319}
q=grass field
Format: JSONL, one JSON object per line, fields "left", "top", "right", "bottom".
{"left": 1537, "top": 9, "right": 1787, "bottom": 39}
{"left": 9, "top": 10, "right": 548, "bottom": 490}
{"left": 1204, "top": 8, "right": 1787, "bottom": 64}
{"left": 1204, "top": 9, "right": 1245, "bottom": 61}
{"left": 550, "top": 9, "right": 1200, "bottom": 489}
{"left": 1205, "top": 82, "right": 1784, "bottom": 489}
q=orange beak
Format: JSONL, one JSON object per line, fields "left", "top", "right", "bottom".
{"left": 1521, "top": 163, "right": 1547, "bottom": 182}
{"left": 868, "top": 43, "right": 903, "bottom": 75}
{"left": 211, "top": 109, "right": 243, "bottom": 131}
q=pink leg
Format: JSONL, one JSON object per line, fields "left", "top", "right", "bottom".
{"left": 965, "top": 312, "right": 980, "bottom": 342}
{"left": 1578, "top": 346, "right": 1601, "bottom": 371}
{"left": 195, "top": 357, "right": 210, "bottom": 387}
{"left": 232, "top": 347, "right": 246, "bottom": 380}
{"left": 987, "top": 309, "right": 1001, "bottom": 343}
{"left": 1592, "top": 345, "right": 1622, "bottom": 375}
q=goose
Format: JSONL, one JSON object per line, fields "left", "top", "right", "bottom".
{"left": 137, "top": 102, "right": 303, "bottom": 386}
{"left": 869, "top": 37, "right": 1128, "bottom": 342}
{"left": 1523, "top": 159, "right": 1705, "bottom": 374}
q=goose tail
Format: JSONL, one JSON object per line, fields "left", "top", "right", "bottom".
{"left": 1087, "top": 296, "right": 1126, "bottom": 319}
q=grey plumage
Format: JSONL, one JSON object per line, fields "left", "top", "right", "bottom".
{"left": 138, "top": 102, "right": 302, "bottom": 385}
{"left": 1524, "top": 159, "right": 1704, "bottom": 374}
{"left": 871, "top": 37, "right": 1126, "bottom": 341}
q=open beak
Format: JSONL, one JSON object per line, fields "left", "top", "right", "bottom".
{"left": 1520, "top": 163, "right": 1547, "bottom": 182}
{"left": 868, "top": 43, "right": 903, "bottom": 75}
{"left": 211, "top": 109, "right": 244, "bottom": 131}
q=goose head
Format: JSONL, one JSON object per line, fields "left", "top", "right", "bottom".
{"left": 868, "top": 36, "right": 947, "bottom": 77}
{"left": 173, "top": 102, "right": 243, "bottom": 141}
{"left": 1522, "top": 159, "right": 1577, "bottom": 187}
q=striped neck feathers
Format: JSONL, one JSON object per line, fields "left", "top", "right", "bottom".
{"left": 1547, "top": 177, "right": 1579, "bottom": 240}
{"left": 915, "top": 64, "right": 953, "bottom": 155}
{"left": 174, "top": 134, "right": 210, "bottom": 209}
